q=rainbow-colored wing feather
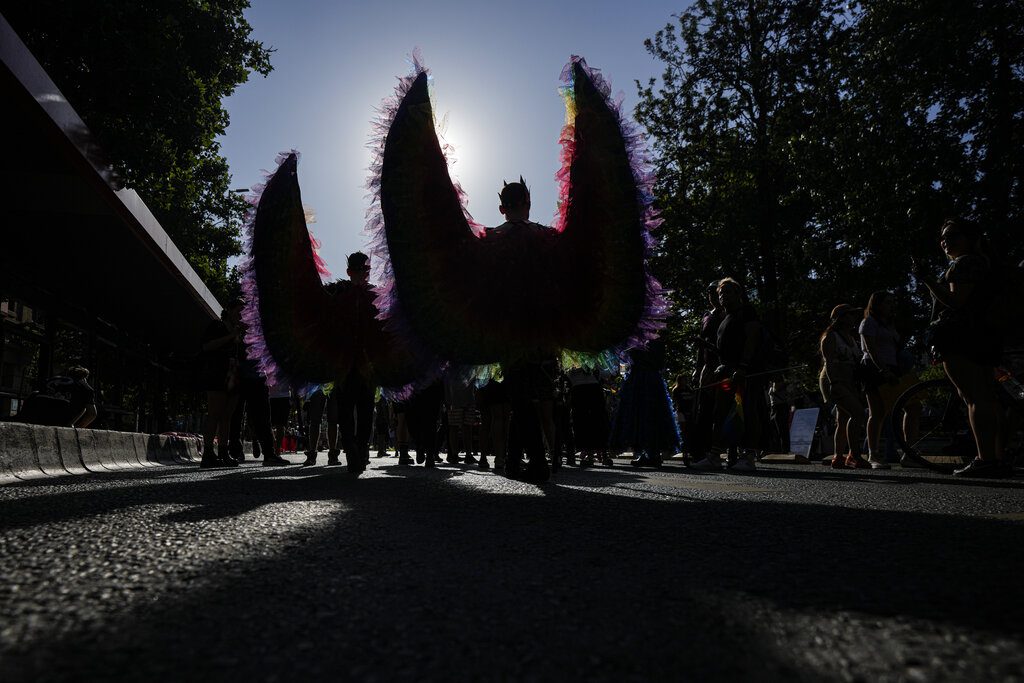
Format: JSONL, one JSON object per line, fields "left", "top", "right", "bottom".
{"left": 369, "top": 56, "right": 667, "bottom": 371}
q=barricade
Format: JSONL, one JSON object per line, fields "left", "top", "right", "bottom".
{"left": 1, "top": 424, "right": 204, "bottom": 483}
{"left": 110, "top": 431, "right": 145, "bottom": 469}
{"left": 0, "top": 422, "right": 47, "bottom": 482}
{"left": 54, "top": 427, "right": 88, "bottom": 475}
{"left": 31, "top": 424, "right": 68, "bottom": 476}
{"left": 75, "top": 428, "right": 118, "bottom": 472}
{"left": 131, "top": 432, "right": 159, "bottom": 467}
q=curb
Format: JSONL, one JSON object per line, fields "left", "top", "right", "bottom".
{"left": 0, "top": 422, "right": 204, "bottom": 484}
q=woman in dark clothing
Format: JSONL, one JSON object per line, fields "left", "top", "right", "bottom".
{"left": 199, "top": 299, "right": 243, "bottom": 468}
{"left": 915, "top": 218, "right": 1005, "bottom": 477}
{"left": 609, "top": 340, "right": 681, "bottom": 468}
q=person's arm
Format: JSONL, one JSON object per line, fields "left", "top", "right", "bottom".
{"left": 821, "top": 333, "right": 840, "bottom": 384}
{"left": 919, "top": 277, "right": 973, "bottom": 310}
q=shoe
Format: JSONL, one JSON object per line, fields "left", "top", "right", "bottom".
{"left": 263, "top": 455, "right": 290, "bottom": 467}
{"left": 729, "top": 458, "right": 756, "bottom": 472}
{"left": 899, "top": 455, "right": 923, "bottom": 469}
{"left": 566, "top": 455, "right": 577, "bottom": 467}
{"left": 494, "top": 456, "right": 505, "bottom": 470}
{"left": 326, "top": 449, "right": 342, "bottom": 467}
{"left": 953, "top": 458, "right": 1008, "bottom": 478}
{"left": 601, "top": 455, "right": 614, "bottom": 467}
{"left": 868, "top": 457, "right": 891, "bottom": 470}
{"left": 478, "top": 457, "right": 490, "bottom": 470}
{"left": 464, "top": 454, "right": 479, "bottom": 465}
{"left": 301, "top": 452, "right": 317, "bottom": 467}
{"left": 217, "top": 451, "right": 239, "bottom": 468}
{"left": 199, "top": 456, "right": 224, "bottom": 469}
{"left": 424, "top": 454, "right": 436, "bottom": 468}
{"left": 416, "top": 450, "right": 425, "bottom": 465}
{"left": 690, "top": 457, "right": 721, "bottom": 471}
{"left": 503, "top": 457, "right": 522, "bottom": 478}
{"left": 829, "top": 454, "right": 845, "bottom": 469}
{"left": 398, "top": 453, "right": 413, "bottom": 466}
{"left": 523, "top": 457, "right": 551, "bottom": 484}
{"left": 579, "top": 454, "right": 594, "bottom": 469}
{"left": 843, "top": 454, "right": 871, "bottom": 469}
{"left": 375, "top": 451, "right": 387, "bottom": 458}
{"left": 446, "top": 454, "right": 460, "bottom": 465}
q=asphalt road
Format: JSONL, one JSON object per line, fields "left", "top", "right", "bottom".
{"left": 1, "top": 454, "right": 1022, "bottom": 682}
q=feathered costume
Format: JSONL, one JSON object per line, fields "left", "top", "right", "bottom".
{"left": 367, "top": 55, "right": 668, "bottom": 386}
{"left": 241, "top": 56, "right": 667, "bottom": 399}
{"left": 239, "top": 151, "right": 432, "bottom": 395}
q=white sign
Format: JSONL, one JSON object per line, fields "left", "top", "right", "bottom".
{"left": 788, "top": 408, "right": 820, "bottom": 458}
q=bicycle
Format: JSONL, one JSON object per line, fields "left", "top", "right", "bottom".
{"left": 892, "top": 350, "right": 1024, "bottom": 474}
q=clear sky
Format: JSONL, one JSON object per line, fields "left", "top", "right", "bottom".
{"left": 219, "top": 0, "right": 691, "bottom": 277}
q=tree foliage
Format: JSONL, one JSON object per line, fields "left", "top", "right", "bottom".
{"left": 3, "top": 1, "right": 273, "bottom": 302}
{"left": 637, "top": 0, "right": 1024, "bottom": 385}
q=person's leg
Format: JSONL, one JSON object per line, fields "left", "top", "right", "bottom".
{"left": 217, "top": 393, "right": 239, "bottom": 464}
{"left": 350, "top": 378, "right": 375, "bottom": 473}
{"left": 73, "top": 404, "right": 98, "bottom": 429}
{"left": 247, "top": 382, "right": 279, "bottom": 461}
{"left": 228, "top": 390, "right": 246, "bottom": 461}
{"left": 303, "top": 391, "right": 326, "bottom": 465}
{"left": 864, "top": 387, "right": 886, "bottom": 463}
{"left": 944, "top": 354, "right": 1001, "bottom": 462}
{"left": 202, "top": 391, "right": 227, "bottom": 465}
{"left": 326, "top": 390, "right": 343, "bottom": 465}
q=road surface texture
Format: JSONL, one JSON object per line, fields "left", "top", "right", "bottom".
{"left": 1, "top": 455, "right": 1022, "bottom": 681}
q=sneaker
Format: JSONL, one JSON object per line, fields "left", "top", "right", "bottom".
{"left": 690, "top": 457, "right": 721, "bottom": 471}
{"left": 729, "top": 458, "right": 756, "bottom": 472}
{"left": 953, "top": 458, "right": 1008, "bottom": 478}
{"left": 263, "top": 455, "right": 291, "bottom": 467}
{"left": 829, "top": 454, "right": 845, "bottom": 469}
{"left": 843, "top": 454, "right": 871, "bottom": 469}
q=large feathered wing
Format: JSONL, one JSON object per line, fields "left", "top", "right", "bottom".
{"left": 369, "top": 56, "right": 667, "bottom": 370}
{"left": 241, "top": 152, "right": 432, "bottom": 393}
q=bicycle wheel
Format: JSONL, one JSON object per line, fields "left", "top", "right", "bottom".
{"left": 892, "top": 378, "right": 975, "bottom": 474}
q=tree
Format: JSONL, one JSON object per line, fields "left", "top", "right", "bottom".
{"left": 636, "top": 0, "right": 852, "bottom": 378}
{"left": 3, "top": 1, "right": 273, "bottom": 302}
{"left": 637, "top": 0, "right": 1024, "bottom": 384}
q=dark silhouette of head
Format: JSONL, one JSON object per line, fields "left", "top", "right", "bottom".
{"left": 498, "top": 177, "right": 530, "bottom": 220}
